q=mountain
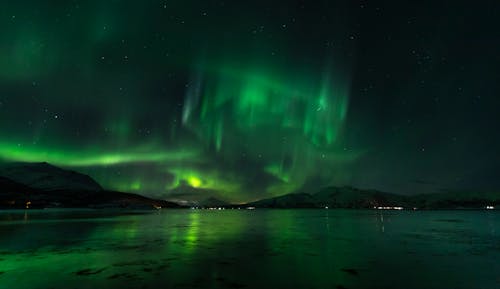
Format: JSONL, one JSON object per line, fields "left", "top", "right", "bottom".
{"left": 410, "top": 190, "right": 500, "bottom": 209}
{"left": 246, "top": 186, "right": 500, "bottom": 209}
{"left": 165, "top": 184, "right": 219, "bottom": 206}
{"left": 249, "top": 192, "right": 316, "bottom": 208}
{"left": 0, "top": 176, "right": 36, "bottom": 208}
{"left": 0, "top": 162, "right": 180, "bottom": 209}
{"left": 0, "top": 162, "right": 102, "bottom": 191}
{"left": 197, "top": 197, "right": 231, "bottom": 207}
{"left": 247, "top": 186, "right": 405, "bottom": 209}
{"left": 314, "top": 186, "right": 408, "bottom": 208}
{"left": 3, "top": 162, "right": 497, "bottom": 210}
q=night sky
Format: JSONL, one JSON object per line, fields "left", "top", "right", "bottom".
{"left": 1, "top": 1, "right": 499, "bottom": 203}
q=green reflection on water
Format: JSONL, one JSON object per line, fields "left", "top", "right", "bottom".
{"left": 185, "top": 211, "right": 199, "bottom": 251}
{"left": 0, "top": 209, "right": 499, "bottom": 289}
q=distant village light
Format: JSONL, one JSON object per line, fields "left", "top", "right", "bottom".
{"left": 375, "top": 206, "right": 403, "bottom": 210}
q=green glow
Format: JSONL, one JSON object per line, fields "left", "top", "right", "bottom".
{"left": 183, "top": 60, "right": 350, "bottom": 150}
{"left": 0, "top": 3, "right": 362, "bottom": 201}
{"left": 0, "top": 53, "right": 357, "bottom": 201}
{"left": 176, "top": 57, "right": 357, "bottom": 199}
{"left": 265, "top": 163, "right": 291, "bottom": 183}
{"left": 187, "top": 176, "right": 202, "bottom": 188}
{"left": 0, "top": 141, "right": 199, "bottom": 167}
{"left": 185, "top": 212, "right": 199, "bottom": 248}
{"left": 0, "top": 28, "right": 57, "bottom": 80}
{"left": 168, "top": 168, "right": 241, "bottom": 193}
{"left": 131, "top": 180, "right": 142, "bottom": 191}
{"left": 165, "top": 178, "right": 181, "bottom": 191}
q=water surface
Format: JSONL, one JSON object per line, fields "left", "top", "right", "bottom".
{"left": 0, "top": 209, "right": 498, "bottom": 289}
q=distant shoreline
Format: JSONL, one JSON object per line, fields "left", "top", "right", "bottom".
{"left": 1, "top": 206, "right": 497, "bottom": 212}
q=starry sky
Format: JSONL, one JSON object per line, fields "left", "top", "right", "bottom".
{"left": 0, "top": 1, "right": 499, "bottom": 203}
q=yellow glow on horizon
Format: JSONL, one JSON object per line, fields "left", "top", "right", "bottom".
{"left": 188, "top": 176, "right": 202, "bottom": 188}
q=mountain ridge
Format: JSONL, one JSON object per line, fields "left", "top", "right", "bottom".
{"left": 1, "top": 162, "right": 498, "bottom": 210}
{"left": 245, "top": 186, "right": 500, "bottom": 209}
{"left": 0, "top": 162, "right": 180, "bottom": 209}
{"left": 0, "top": 162, "right": 102, "bottom": 192}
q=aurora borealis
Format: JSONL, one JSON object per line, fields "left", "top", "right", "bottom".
{"left": 0, "top": 1, "right": 498, "bottom": 203}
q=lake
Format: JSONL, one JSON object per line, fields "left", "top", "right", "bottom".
{"left": 0, "top": 209, "right": 498, "bottom": 289}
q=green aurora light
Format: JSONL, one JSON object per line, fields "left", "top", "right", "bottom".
{"left": 1, "top": 0, "right": 497, "bottom": 201}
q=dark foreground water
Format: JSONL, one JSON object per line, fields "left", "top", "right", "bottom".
{"left": 0, "top": 209, "right": 498, "bottom": 289}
